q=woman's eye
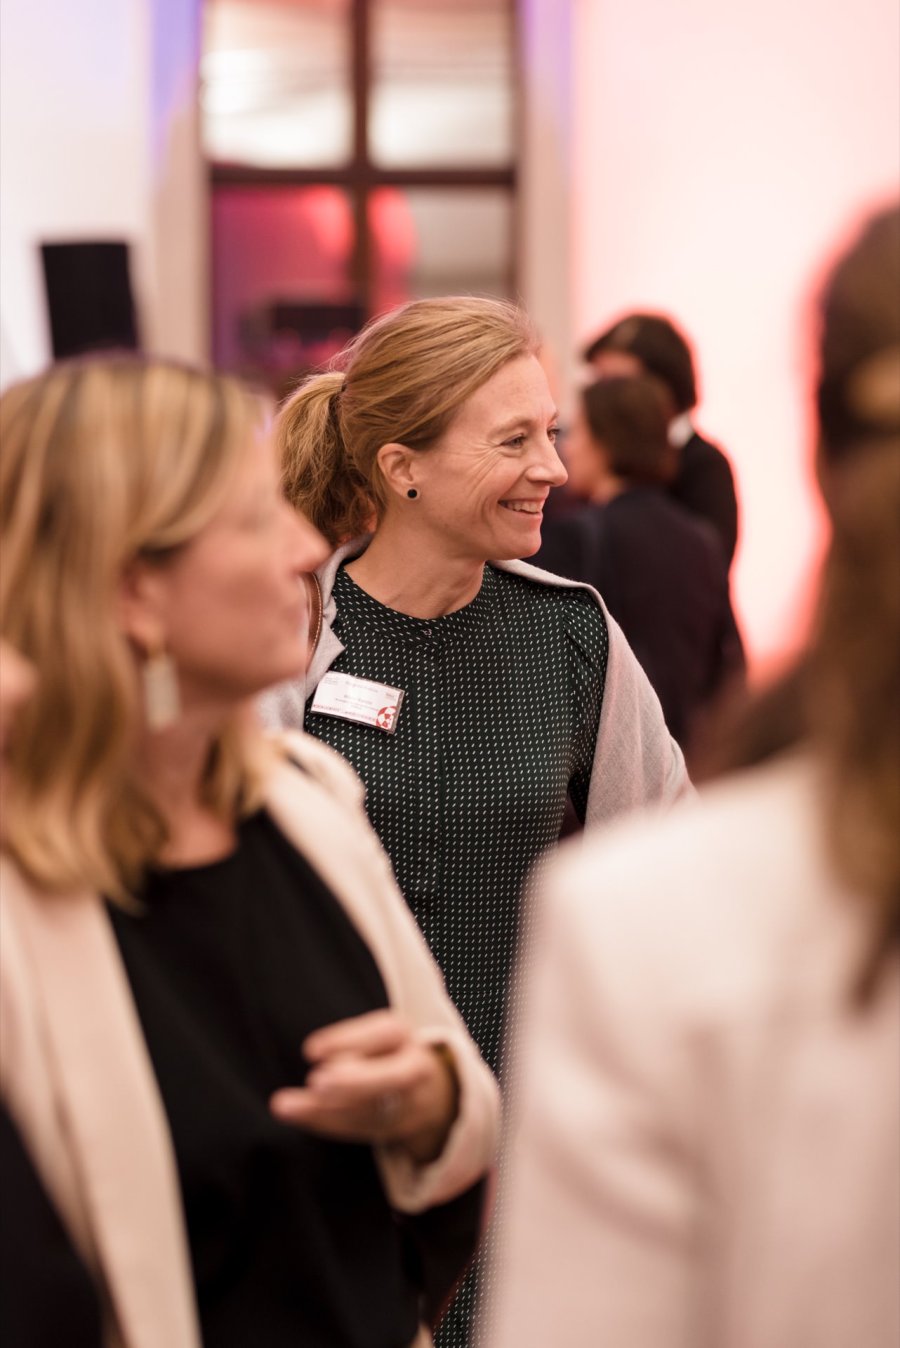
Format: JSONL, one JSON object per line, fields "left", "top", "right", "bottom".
{"left": 504, "top": 434, "right": 527, "bottom": 449}
{"left": 548, "top": 425, "right": 561, "bottom": 443}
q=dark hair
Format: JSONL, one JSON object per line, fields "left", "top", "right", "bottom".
{"left": 580, "top": 376, "right": 676, "bottom": 485}
{"left": 582, "top": 313, "right": 698, "bottom": 413}
{"left": 697, "top": 203, "right": 900, "bottom": 1004}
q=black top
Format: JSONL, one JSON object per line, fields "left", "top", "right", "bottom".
{"left": 108, "top": 810, "right": 421, "bottom": 1348}
{"left": 303, "top": 563, "right": 608, "bottom": 1077}
{"left": 0, "top": 1105, "right": 102, "bottom": 1348}
{"left": 534, "top": 488, "right": 745, "bottom": 748}
{"left": 671, "top": 429, "right": 739, "bottom": 567}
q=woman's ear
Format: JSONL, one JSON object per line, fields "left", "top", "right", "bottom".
{"left": 117, "top": 558, "right": 167, "bottom": 653}
{"left": 376, "top": 442, "right": 418, "bottom": 500}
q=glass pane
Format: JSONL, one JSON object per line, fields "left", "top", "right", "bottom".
{"left": 212, "top": 186, "right": 360, "bottom": 392}
{"left": 202, "top": 0, "right": 352, "bottom": 168}
{"left": 370, "top": 0, "right": 514, "bottom": 167}
{"left": 369, "top": 187, "right": 512, "bottom": 312}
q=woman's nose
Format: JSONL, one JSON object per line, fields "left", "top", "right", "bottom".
{"left": 287, "top": 505, "right": 329, "bottom": 574}
{"left": 529, "top": 438, "right": 568, "bottom": 487}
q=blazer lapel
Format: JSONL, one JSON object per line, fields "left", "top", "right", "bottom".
{"left": 263, "top": 746, "right": 404, "bottom": 1003}
{"left": 7, "top": 875, "right": 201, "bottom": 1348}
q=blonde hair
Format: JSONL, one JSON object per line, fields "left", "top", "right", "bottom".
{"left": 277, "top": 296, "right": 539, "bottom": 545}
{"left": 697, "top": 204, "right": 900, "bottom": 1001}
{"left": 0, "top": 354, "right": 271, "bottom": 899}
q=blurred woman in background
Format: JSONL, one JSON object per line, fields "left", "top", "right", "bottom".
{"left": 0, "top": 355, "right": 499, "bottom": 1347}
{"left": 535, "top": 373, "right": 744, "bottom": 750}
{"left": 489, "top": 203, "right": 900, "bottom": 1348}
{"left": 583, "top": 310, "right": 740, "bottom": 567}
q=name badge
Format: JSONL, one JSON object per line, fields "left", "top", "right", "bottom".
{"left": 310, "top": 672, "right": 405, "bottom": 734}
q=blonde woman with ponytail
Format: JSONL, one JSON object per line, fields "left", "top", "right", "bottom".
{"left": 264, "top": 296, "right": 687, "bottom": 1058}
{"left": 490, "top": 204, "right": 900, "bottom": 1348}
{"left": 263, "top": 295, "right": 689, "bottom": 1344}
{"left": 0, "top": 355, "right": 499, "bottom": 1348}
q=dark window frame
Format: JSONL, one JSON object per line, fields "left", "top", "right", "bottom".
{"left": 208, "top": 0, "right": 520, "bottom": 322}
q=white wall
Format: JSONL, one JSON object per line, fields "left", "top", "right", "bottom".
{"left": 0, "top": 0, "right": 148, "bottom": 386}
{"left": 518, "top": 0, "right": 575, "bottom": 404}
{"left": 149, "top": 0, "right": 208, "bottom": 364}
{"left": 0, "top": 0, "right": 206, "bottom": 392}
{"left": 568, "top": 0, "right": 900, "bottom": 664}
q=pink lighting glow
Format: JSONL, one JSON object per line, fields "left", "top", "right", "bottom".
{"left": 571, "top": 0, "right": 900, "bottom": 667}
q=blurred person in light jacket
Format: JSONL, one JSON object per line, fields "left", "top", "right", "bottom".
{"left": 488, "top": 202, "right": 900, "bottom": 1348}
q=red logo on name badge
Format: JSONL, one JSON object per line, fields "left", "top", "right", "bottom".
{"left": 376, "top": 705, "right": 396, "bottom": 731}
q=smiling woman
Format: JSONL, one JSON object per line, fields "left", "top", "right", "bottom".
{"left": 260, "top": 296, "right": 690, "bottom": 1348}
{"left": 367, "top": 352, "right": 565, "bottom": 581}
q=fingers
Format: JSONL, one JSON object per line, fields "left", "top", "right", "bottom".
{"left": 270, "top": 1011, "right": 459, "bottom": 1161}
{"left": 269, "top": 1043, "right": 428, "bottom": 1145}
{"left": 272, "top": 1038, "right": 427, "bottom": 1120}
{"left": 302, "top": 1008, "right": 409, "bottom": 1064}
{"left": 306, "top": 1041, "right": 429, "bottom": 1099}
{"left": 269, "top": 1084, "right": 403, "bottom": 1145}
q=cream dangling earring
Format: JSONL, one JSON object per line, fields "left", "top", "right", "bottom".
{"left": 142, "top": 642, "right": 181, "bottom": 731}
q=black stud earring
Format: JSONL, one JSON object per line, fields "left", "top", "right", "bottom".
{"left": 407, "top": 488, "right": 418, "bottom": 499}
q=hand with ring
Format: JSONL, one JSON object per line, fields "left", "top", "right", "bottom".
{"left": 270, "top": 1008, "right": 460, "bottom": 1164}
{"left": 375, "top": 1090, "right": 402, "bottom": 1126}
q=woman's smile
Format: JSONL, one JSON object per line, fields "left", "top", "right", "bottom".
{"left": 499, "top": 497, "right": 547, "bottom": 515}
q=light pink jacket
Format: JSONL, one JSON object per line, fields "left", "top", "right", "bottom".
{"left": 0, "top": 732, "right": 500, "bottom": 1348}
{"left": 489, "top": 754, "right": 900, "bottom": 1348}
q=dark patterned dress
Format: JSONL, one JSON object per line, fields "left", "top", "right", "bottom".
{"left": 303, "top": 563, "right": 609, "bottom": 1346}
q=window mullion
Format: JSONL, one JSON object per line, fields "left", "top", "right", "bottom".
{"left": 351, "top": 0, "right": 372, "bottom": 314}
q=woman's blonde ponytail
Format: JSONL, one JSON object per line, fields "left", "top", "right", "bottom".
{"left": 276, "top": 371, "right": 375, "bottom": 546}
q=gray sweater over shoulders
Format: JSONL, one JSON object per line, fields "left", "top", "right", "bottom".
{"left": 258, "top": 537, "right": 690, "bottom": 831}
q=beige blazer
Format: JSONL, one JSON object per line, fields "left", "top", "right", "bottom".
{"left": 0, "top": 731, "right": 500, "bottom": 1348}
{"left": 489, "top": 754, "right": 900, "bottom": 1348}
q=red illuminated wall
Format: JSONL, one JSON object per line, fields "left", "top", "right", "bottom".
{"left": 570, "top": 0, "right": 900, "bottom": 667}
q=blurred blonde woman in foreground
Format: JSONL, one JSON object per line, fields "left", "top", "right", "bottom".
{"left": 489, "top": 203, "right": 900, "bottom": 1348}
{"left": 0, "top": 356, "right": 499, "bottom": 1348}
